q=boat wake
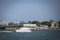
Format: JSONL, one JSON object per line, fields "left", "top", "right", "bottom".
{"left": 0, "top": 31, "right": 14, "bottom": 32}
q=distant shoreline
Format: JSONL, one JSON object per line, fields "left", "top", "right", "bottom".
{"left": 33, "top": 28, "right": 60, "bottom": 31}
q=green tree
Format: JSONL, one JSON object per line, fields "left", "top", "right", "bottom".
{"left": 49, "top": 20, "right": 54, "bottom": 22}
{"left": 8, "top": 22, "right": 14, "bottom": 25}
{"left": 28, "top": 21, "right": 32, "bottom": 24}
{"left": 58, "top": 21, "right": 60, "bottom": 27}
{"left": 32, "top": 21, "right": 41, "bottom": 27}
{"left": 41, "top": 21, "right": 51, "bottom": 27}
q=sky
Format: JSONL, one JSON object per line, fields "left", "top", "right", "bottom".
{"left": 0, "top": 0, "right": 60, "bottom": 22}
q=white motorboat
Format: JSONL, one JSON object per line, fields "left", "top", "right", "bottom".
{"left": 15, "top": 27, "right": 32, "bottom": 32}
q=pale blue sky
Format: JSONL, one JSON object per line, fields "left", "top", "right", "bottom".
{"left": 0, "top": 0, "right": 60, "bottom": 22}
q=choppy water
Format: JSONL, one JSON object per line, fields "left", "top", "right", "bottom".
{"left": 0, "top": 30, "right": 60, "bottom": 40}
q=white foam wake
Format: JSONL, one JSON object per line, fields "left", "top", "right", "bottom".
{"left": 0, "top": 31, "right": 13, "bottom": 32}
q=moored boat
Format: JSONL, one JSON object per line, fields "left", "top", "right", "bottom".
{"left": 15, "top": 27, "right": 32, "bottom": 32}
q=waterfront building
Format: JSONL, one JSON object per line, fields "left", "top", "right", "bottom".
{"left": 51, "top": 22, "right": 59, "bottom": 28}
{"left": 13, "top": 22, "right": 20, "bottom": 25}
{"left": 0, "top": 22, "right": 9, "bottom": 26}
{"left": 39, "top": 25, "right": 48, "bottom": 29}
{"left": 23, "top": 24, "right": 37, "bottom": 28}
{"left": 23, "top": 24, "right": 37, "bottom": 30}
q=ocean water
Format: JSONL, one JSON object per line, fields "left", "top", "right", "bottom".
{"left": 0, "top": 30, "right": 60, "bottom": 40}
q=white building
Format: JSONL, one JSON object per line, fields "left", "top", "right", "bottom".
{"left": 13, "top": 22, "right": 20, "bottom": 25}
{"left": 23, "top": 24, "right": 37, "bottom": 28}
{"left": 39, "top": 25, "right": 48, "bottom": 29}
{"left": 51, "top": 22, "right": 59, "bottom": 28}
{"left": 0, "top": 22, "right": 9, "bottom": 26}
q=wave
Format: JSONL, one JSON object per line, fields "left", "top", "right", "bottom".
{"left": 0, "top": 31, "right": 14, "bottom": 32}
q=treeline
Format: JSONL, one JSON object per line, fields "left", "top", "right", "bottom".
{"left": 27, "top": 20, "right": 60, "bottom": 27}
{"left": 8, "top": 20, "right": 60, "bottom": 27}
{"left": 0, "top": 20, "right": 60, "bottom": 27}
